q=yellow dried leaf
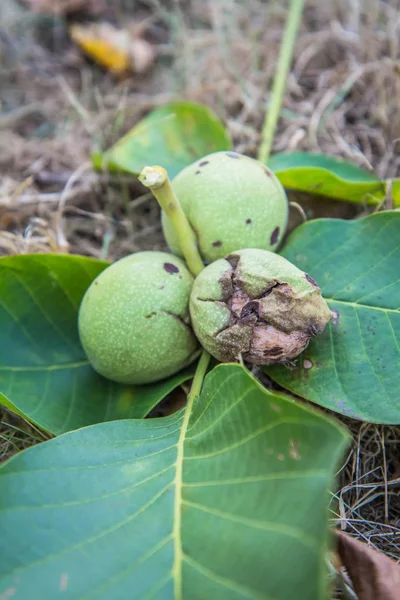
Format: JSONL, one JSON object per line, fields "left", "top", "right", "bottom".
{"left": 69, "top": 23, "right": 156, "bottom": 76}
{"left": 70, "top": 23, "right": 131, "bottom": 75}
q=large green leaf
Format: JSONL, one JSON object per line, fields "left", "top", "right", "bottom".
{"left": 93, "top": 102, "right": 232, "bottom": 179}
{"left": 0, "top": 255, "right": 194, "bottom": 435}
{"left": 0, "top": 363, "right": 348, "bottom": 600}
{"left": 268, "top": 152, "right": 400, "bottom": 206}
{"left": 267, "top": 211, "right": 400, "bottom": 424}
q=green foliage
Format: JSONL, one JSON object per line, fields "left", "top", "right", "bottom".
{"left": 0, "top": 255, "right": 194, "bottom": 435}
{"left": 93, "top": 102, "right": 232, "bottom": 179}
{"left": 0, "top": 364, "right": 348, "bottom": 600}
{"left": 2, "top": 94, "right": 395, "bottom": 596}
{"left": 267, "top": 211, "right": 400, "bottom": 424}
{"left": 268, "top": 152, "right": 400, "bottom": 206}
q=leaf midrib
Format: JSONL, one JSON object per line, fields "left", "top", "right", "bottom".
{"left": 326, "top": 298, "right": 399, "bottom": 313}
{"left": 0, "top": 360, "right": 89, "bottom": 372}
{"left": 172, "top": 380, "right": 194, "bottom": 600}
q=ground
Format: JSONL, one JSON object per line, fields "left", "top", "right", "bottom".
{"left": 0, "top": 0, "right": 399, "bottom": 583}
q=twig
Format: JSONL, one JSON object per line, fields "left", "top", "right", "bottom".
{"left": 0, "top": 103, "right": 49, "bottom": 130}
{"left": 257, "top": 0, "right": 305, "bottom": 164}
{"left": 0, "top": 186, "right": 92, "bottom": 209}
{"left": 289, "top": 200, "right": 307, "bottom": 223}
{"left": 54, "top": 162, "right": 92, "bottom": 252}
{"left": 34, "top": 171, "right": 137, "bottom": 187}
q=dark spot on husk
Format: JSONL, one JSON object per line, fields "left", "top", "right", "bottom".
{"left": 226, "top": 254, "right": 240, "bottom": 269}
{"left": 264, "top": 167, "right": 273, "bottom": 177}
{"left": 199, "top": 160, "right": 209, "bottom": 167}
{"left": 267, "top": 346, "right": 283, "bottom": 356}
{"left": 163, "top": 263, "right": 179, "bottom": 274}
{"left": 262, "top": 282, "right": 281, "bottom": 297}
{"left": 212, "top": 240, "right": 222, "bottom": 247}
{"left": 163, "top": 310, "right": 192, "bottom": 332}
{"left": 219, "top": 270, "right": 234, "bottom": 301}
{"left": 305, "top": 274, "right": 319, "bottom": 288}
{"left": 195, "top": 170, "right": 201, "bottom": 174}
{"left": 270, "top": 227, "right": 280, "bottom": 245}
{"left": 159, "top": 285, "right": 165, "bottom": 290}
{"left": 145, "top": 312, "right": 157, "bottom": 319}
{"left": 226, "top": 152, "right": 240, "bottom": 158}
{"left": 246, "top": 218, "right": 252, "bottom": 224}
{"left": 240, "top": 301, "right": 260, "bottom": 321}
{"left": 168, "top": 202, "right": 174, "bottom": 209}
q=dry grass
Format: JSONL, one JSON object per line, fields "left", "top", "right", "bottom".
{"left": 0, "top": 0, "right": 399, "bottom": 576}
{"left": 335, "top": 420, "right": 400, "bottom": 560}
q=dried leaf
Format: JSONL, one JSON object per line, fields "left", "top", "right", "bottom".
{"left": 23, "top": 0, "right": 105, "bottom": 15}
{"left": 336, "top": 531, "right": 400, "bottom": 600}
{"left": 69, "top": 23, "right": 156, "bottom": 76}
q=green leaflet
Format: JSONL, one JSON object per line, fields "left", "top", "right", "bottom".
{"left": 93, "top": 102, "right": 232, "bottom": 179}
{"left": 268, "top": 210, "right": 400, "bottom": 423}
{"left": 0, "top": 364, "right": 348, "bottom": 600}
{"left": 268, "top": 152, "right": 400, "bottom": 206}
{"left": 0, "top": 254, "right": 193, "bottom": 434}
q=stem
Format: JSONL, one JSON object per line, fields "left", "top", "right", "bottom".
{"left": 257, "top": 0, "right": 305, "bottom": 164}
{"left": 139, "top": 166, "right": 204, "bottom": 276}
{"left": 188, "top": 350, "right": 211, "bottom": 401}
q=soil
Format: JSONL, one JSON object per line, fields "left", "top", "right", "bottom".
{"left": 0, "top": 0, "right": 399, "bottom": 590}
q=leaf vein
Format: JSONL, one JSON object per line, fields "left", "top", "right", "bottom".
{"left": 182, "top": 553, "right": 276, "bottom": 600}
{"left": 184, "top": 418, "right": 322, "bottom": 461}
{"left": 182, "top": 500, "right": 318, "bottom": 551}
{"left": 0, "top": 481, "right": 173, "bottom": 577}
{"left": 182, "top": 470, "right": 326, "bottom": 487}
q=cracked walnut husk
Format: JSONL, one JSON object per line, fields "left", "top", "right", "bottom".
{"left": 189, "top": 248, "right": 333, "bottom": 364}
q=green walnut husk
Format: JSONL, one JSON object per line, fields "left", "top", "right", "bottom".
{"left": 190, "top": 248, "right": 333, "bottom": 364}
{"left": 162, "top": 151, "right": 288, "bottom": 263}
{"left": 78, "top": 251, "right": 199, "bottom": 385}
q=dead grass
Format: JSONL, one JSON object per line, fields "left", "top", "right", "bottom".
{"left": 335, "top": 420, "right": 400, "bottom": 560}
{"left": 0, "top": 0, "right": 399, "bottom": 575}
{"left": 0, "top": 408, "right": 49, "bottom": 462}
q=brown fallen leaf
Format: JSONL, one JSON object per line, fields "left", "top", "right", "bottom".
{"left": 336, "top": 530, "right": 400, "bottom": 600}
{"left": 22, "top": 0, "right": 105, "bottom": 15}
{"left": 69, "top": 22, "right": 156, "bottom": 76}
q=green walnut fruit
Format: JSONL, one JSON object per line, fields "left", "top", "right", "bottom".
{"left": 162, "top": 151, "right": 288, "bottom": 263}
{"left": 78, "top": 251, "right": 199, "bottom": 385}
{"left": 190, "top": 248, "right": 332, "bottom": 364}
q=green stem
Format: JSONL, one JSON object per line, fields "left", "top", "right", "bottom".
{"left": 139, "top": 166, "right": 204, "bottom": 276}
{"left": 257, "top": 0, "right": 305, "bottom": 164}
{"left": 188, "top": 350, "right": 211, "bottom": 401}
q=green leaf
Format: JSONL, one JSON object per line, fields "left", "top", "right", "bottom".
{"left": 0, "top": 255, "right": 194, "bottom": 435}
{"left": 267, "top": 211, "right": 400, "bottom": 424}
{"left": 268, "top": 152, "right": 400, "bottom": 206}
{"left": 0, "top": 363, "right": 348, "bottom": 600}
{"left": 94, "top": 102, "right": 232, "bottom": 179}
